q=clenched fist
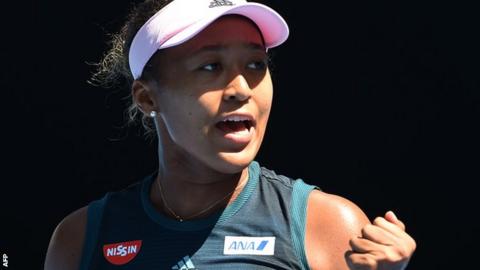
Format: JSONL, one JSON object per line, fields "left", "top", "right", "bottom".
{"left": 346, "top": 211, "right": 417, "bottom": 270}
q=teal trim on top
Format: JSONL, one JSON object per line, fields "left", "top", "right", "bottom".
{"left": 290, "top": 179, "right": 317, "bottom": 270}
{"left": 141, "top": 161, "right": 261, "bottom": 231}
{"left": 79, "top": 193, "right": 109, "bottom": 270}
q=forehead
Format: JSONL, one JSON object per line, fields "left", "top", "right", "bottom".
{"left": 167, "top": 15, "right": 265, "bottom": 55}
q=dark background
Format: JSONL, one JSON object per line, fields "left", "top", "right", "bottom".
{"left": 2, "top": 0, "right": 479, "bottom": 269}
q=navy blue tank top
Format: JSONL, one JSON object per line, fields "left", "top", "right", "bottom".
{"left": 79, "top": 161, "right": 317, "bottom": 269}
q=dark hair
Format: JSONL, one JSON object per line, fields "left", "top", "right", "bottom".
{"left": 88, "top": 0, "right": 173, "bottom": 137}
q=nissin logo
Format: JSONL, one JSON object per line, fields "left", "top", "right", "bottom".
{"left": 103, "top": 240, "right": 142, "bottom": 265}
{"left": 224, "top": 236, "right": 275, "bottom": 255}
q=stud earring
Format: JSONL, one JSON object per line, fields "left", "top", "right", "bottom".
{"left": 150, "top": 111, "right": 157, "bottom": 118}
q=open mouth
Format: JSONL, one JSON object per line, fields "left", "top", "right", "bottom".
{"left": 215, "top": 116, "right": 254, "bottom": 133}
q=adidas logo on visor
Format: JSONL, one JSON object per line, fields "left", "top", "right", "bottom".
{"left": 209, "top": 0, "right": 235, "bottom": 8}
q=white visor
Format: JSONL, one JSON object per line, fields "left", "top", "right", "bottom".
{"left": 128, "top": 0, "right": 289, "bottom": 79}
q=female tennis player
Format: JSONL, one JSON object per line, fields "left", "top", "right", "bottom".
{"left": 45, "top": 0, "right": 416, "bottom": 269}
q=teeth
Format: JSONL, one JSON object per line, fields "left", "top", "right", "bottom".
{"left": 224, "top": 116, "right": 250, "bottom": 122}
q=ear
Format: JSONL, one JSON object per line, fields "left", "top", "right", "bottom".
{"left": 131, "top": 79, "right": 157, "bottom": 115}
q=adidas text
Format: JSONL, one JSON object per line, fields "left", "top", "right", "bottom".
{"left": 209, "top": 0, "right": 234, "bottom": 8}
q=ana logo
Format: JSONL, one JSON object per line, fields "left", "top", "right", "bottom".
{"left": 209, "top": 0, "right": 234, "bottom": 8}
{"left": 224, "top": 236, "right": 275, "bottom": 255}
{"left": 103, "top": 240, "right": 142, "bottom": 265}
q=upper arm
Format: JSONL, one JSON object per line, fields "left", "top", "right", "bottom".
{"left": 305, "top": 190, "right": 371, "bottom": 270}
{"left": 44, "top": 206, "right": 88, "bottom": 270}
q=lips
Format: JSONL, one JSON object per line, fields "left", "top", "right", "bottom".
{"left": 216, "top": 115, "right": 253, "bottom": 132}
{"left": 215, "top": 113, "right": 256, "bottom": 145}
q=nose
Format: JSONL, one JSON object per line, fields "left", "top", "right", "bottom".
{"left": 223, "top": 74, "right": 252, "bottom": 102}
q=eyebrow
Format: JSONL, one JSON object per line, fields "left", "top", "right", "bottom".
{"left": 190, "top": 42, "right": 266, "bottom": 56}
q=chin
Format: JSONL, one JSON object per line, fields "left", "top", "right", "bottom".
{"left": 213, "top": 149, "right": 258, "bottom": 174}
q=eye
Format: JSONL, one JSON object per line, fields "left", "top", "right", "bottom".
{"left": 200, "top": 63, "right": 221, "bottom": 71}
{"left": 247, "top": 60, "right": 267, "bottom": 70}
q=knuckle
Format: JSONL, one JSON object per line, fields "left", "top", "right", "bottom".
{"left": 366, "top": 257, "right": 378, "bottom": 269}
{"left": 410, "top": 237, "right": 417, "bottom": 251}
{"left": 386, "top": 248, "right": 403, "bottom": 262}
{"left": 362, "top": 224, "right": 373, "bottom": 235}
{"left": 373, "top": 217, "right": 384, "bottom": 225}
{"left": 387, "top": 245, "right": 410, "bottom": 261}
{"left": 372, "top": 249, "right": 387, "bottom": 260}
{"left": 349, "top": 254, "right": 378, "bottom": 269}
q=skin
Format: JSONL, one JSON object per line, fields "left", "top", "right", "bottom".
{"left": 44, "top": 16, "right": 416, "bottom": 270}
{"left": 132, "top": 15, "right": 273, "bottom": 218}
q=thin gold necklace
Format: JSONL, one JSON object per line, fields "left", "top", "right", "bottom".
{"left": 156, "top": 174, "right": 248, "bottom": 222}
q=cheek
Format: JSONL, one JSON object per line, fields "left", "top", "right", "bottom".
{"left": 262, "top": 91, "right": 273, "bottom": 114}
{"left": 159, "top": 93, "right": 218, "bottom": 139}
{"left": 257, "top": 83, "right": 273, "bottom": 119}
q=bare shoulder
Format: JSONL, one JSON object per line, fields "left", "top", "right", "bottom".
{"left": 44, "top": 206, "right": 88, "bottom": 270}
{"left": 305, "top": 190, "right": 371, "bottom": 270}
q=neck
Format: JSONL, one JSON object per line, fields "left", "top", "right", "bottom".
{"left": 151, "top": 145, "right": 250, "bottom": 221}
